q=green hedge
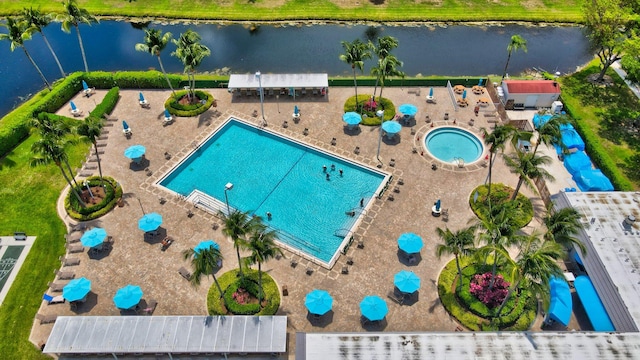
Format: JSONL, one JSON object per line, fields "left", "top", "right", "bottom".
{"left": 164, "top": 90, "right": 214, "bottom": 117}
{"left": 207, "top": 269, "right": 280, "bottom": 316}
{"left": 64, "top": 176, "right": 123, "bottom": 221}
{"left": 223, "top": 278, "right": 262, "bottom": 315}
{"left": 89, "top": 87, "right": 120, "bottom": 119}
{"left": 343, "top": 94, "right": 396, "bottom": 126}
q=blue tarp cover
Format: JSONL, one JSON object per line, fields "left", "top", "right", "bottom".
{"left": 564, "top": 151, "right": 592, "bottom": 175}
{"left": 547, "top": 276, "right": 573, "bottom": 326}
{"left": 533, "top": 114, "right": 553, "bottom": 128}
{"left": 574, "top": 276, "right": 615, "bottom": 331}
{"left": 561, "top": 128, "right": 585, "bottom": 151}
{"left": 573, "top": 169, "right": 614, "bottom": 192}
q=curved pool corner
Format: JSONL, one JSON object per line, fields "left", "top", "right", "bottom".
{"left": 423, "top": 126, "right": 485, "bottom": 166}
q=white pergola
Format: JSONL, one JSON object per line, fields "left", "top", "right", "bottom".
{"left": 228, "top": 73, "right": 328, "bottom": 90}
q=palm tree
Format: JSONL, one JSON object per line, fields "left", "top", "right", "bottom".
{"left": 339, "top": 39, "right": 371, "bottom": 111}
{"left": 372, "top": 55, "right": 405, "bottom": 105}
{"left": 77, "top": 116, "right": 105, "bottom": 187}
{"left": 59, "top": 0, "right": 98, "bottom": 73}
{"left": 135, "top": 28, "right": 175, "bottom": 95}
{"left": 244, "top": 224, "right": 283, "bottom": 300}
{"left": 182, "top": 246, "right": 226, "bottom": 303}
{"left": 501, "top": 34, "right": 527, "bottom": 82}
{"left": 544, "top": 203, "right": 587, "bottom": 255}
{"left": 533, "top": 113, "right": 570, "bottom": 155}
{"left": 21, "top": 7, "right": 66, "bottom": 78}
{"left": 481, "top": 124, "right": 517, "bottom": 199}
{"left": 370, "top": 36, "right": 399, "bottom": 99}
{"left": 219, "top": 209, "right": 261, "bottom": 278}
{"left": 0, "top": 17, "right": 51, "bottom": 90}
{"left": 504, "top": 151, "right": 555, "bottom": 200}
{"left": 172, "top": 29, "right": 210, "bottom": 103}
{"left": 31, "top": 134, "right": 86, "bottom": 207}
{"left": 435, "top": 226, "right": 476, "bottom": 291}
{"left": 495, "top": 232, "right": 564, "bottom": 318}
{"left": 30, "top": 115, "right": 81, "bottom": 189}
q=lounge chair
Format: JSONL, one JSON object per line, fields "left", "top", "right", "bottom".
{"left": 54, "top": 269, "right": 75, "bottom": 280}
{"left": 161, "top": 236, "right": 174, "bottom": 251}
{"left": 341, "top": 265, "right": 349, "bottom": 274}
{"left": 139, "top": 299, "right": 157, "bottom": 315}
{"left": 66, "top": 231, "right": 81, "bottom": 243}
{"left": 178, "top": 267, "right": 192, "bottom": 281}
{"left": 36, "top": 313, "right": 58, "bottom": 324}
{"left": 290, "top": 258, "right": 298, "bottom": 268}
{"left": 43, "top": 293, "right": 65, "bottom": 305}
{"left": 65, "top": 243, "right": 84, "bottom": 253}
{"left": 60, "top": 256, "right": 80, "bottom": 266}
{"left": 48, "top": 282, "right": 66, "bottom": 292}
{"left": 387, "top": 290, "right": 405, "bottom": 305}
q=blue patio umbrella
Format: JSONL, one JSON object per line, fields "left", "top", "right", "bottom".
{"left": 122, "top": 120, "right": 130, "bottom": 131}
{"left": 63, "top": 277, "right": 92, "bottom": 302}
{"left": 360, "top": 295, "right": 388, "bottom": 321}
{"left": 397, "top": 232, "right": 423, "bottom": 254}
{"left": 478, "top": 78, "right": 484, "bottom": 86}
{"left": 429, "top": 88, "right": 434, "bottom": 97}
{"left": 139, "top": 92, "right": 146, "bottom": 102}
{"left": 164, "top": 109, "right": 171, "bottom": 119}
{"left": 294, "top": 105, "right": 300, "bottom": 115}
{"left": 305, "top": 289, "right": 333, "bottom": 316}
{"left": 81, "top": 227, "right": 107, "bottom": 248}
{"left": 138, "top": 212, "right": 163, "bottom": 232}
{"left": 82, "top": 80, "right": 90, "bottom": 91}
{"left": 381, "top": 120, "right": 402, "bottom": 134}
{"left": 435, "top": 199, "right": 441, "bottom": 212}
{"left": 462, "top": 90, "right": 467, "bottom": 99}
{"left": 194, "top": 240, "right": 220, "bottom": 254}
{"left": 342, "top": 112, "right": 362, "bottom": 126}
{"left": 394, "top": 270, "right": 421, "bottom": 294}
{"left": 70, "top": 101, "right": 78, "bottom": 111}
{"left": 113, "top": 284, "right": 143, "bottom": 310}
{"left": 124, "top": 145, "right": 146, "bottom": 160}
{"left": 398, "top": 104, "right": 418, "bottom": 116}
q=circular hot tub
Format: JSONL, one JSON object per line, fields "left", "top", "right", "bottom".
{"left": 424, "top": 127, "right": 484, "bottom": 164}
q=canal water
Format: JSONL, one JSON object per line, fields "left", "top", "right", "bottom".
{"left": 0, "top": 22, "right": 592, "bottom": 117}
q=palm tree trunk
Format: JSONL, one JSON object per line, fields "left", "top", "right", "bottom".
{"left": 41, "top": 32, "right": 66, "bottom": 78}
{"left": 495, "top": 283, "right": 518, "bottom": 318}
{"left": 212, "top": 274, "right": 224, "bottom": 298}
{"left": 352, "top": 66, "right": 358, "bottom": 111}
{"left": 157, "top": 55, "right": 175, "bottom": 95}
{"left": 236, "top": 246, "right": 244, "bottom": 277}
{"left": 59, "top": 165, "right": 86, "bottom": 207}
{"left": 93, "top": 142, "right": 105, "bottom": 188}
{"left": 372, "top": 76, "right": 380, "bottom": 100}
{"left": 258, "top": 262, "right": 263, "bottom": 301}
{"left": 22, "top": 47, "right": 51, "bottom": 90}
{"left": 455, "top": 255, "right": 463, "bottom": 291}
{"left": 501, "top": 50, "right": 512, "bottom": 82}
{"left": 487, "top": 152, "right": 494, "bottom": 199}
{"left": 75, "top": 25, "right": 89, "bottom": 72}
{"left": 489, "top": 252, "right": 498, "bottom": 289}
{"left": 63, "top": 158, "right": 81, "bottom": 189}
{"left": 511, "top": 177, "right": 525, "bottom": 201}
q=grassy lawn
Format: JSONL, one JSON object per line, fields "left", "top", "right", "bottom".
{"left": 0, "top": 135, "right": 88, "bottom": 359}
{"left": 559, "top": 61, "right": 640, "bottom": 190}
{"left": 0, "top": 0, "right": 585, "bottom": 23}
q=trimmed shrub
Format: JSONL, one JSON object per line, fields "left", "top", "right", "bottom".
{"left": 207, "top": 269, "right": 280, "bottom": 316}
{"left": 89, "top": 87, "right": 120, "bottom": 118}
{"left": 164, "top": 90, "right": 214, "bottom": 117}
{"left": 65, "top": 176, "right": 123, "bottom": 221}
{"left": 343, "top": 94, "right": 396, "bottom": 126}
{"left": 469, "top": 183, "right": 533, "bottom": 228}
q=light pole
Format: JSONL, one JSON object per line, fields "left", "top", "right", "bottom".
{"left": 376, "top": 110, "right": 384, "bottom": 166}
{"left": 276, "top": 94, "right": 280, "bottom": 113}
{"left": 224, "top": 182, "right": 234, "bottom": 215}
{"left": 255, "top": 71, "right": 266, "bottom": 125}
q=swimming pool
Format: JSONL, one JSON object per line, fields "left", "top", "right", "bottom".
{"left": 159, "top": 119, "right": 388, "bottom": 266}
{"left": 424, "top": 127, "right": 484, "bottom": 164}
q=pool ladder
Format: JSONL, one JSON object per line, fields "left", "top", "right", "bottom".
{"left": 453, "top": 157, "right": 465, "bottom": 168}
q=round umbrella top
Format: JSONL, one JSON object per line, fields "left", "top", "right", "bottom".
{"left": 381, "top": 120, "right": 402, "bottom": 134}
{"left": 360, "top": 295, "right": 388, "bottom": 321}
{"left": 81, "top": 227, "right": 107, "bottom": 248}
{"left": 394, "top": 270, "right": 421, "bottom": 294}
{"left": 113, "top": 284, "right": 144, "bottom": 310}
{"left": 164, "top": 109, "right": 171, "bottom": 118}
{"left": 138, "top": 212, "right": 163, "bottom": 232}
{"left": 63, "top": 277, "right": 92, "bottom": 302}
{"left": 194, "top": 240, "right": 220, "bottom": 254}
{"left": 342, "top": 112, "right": 362, "bottom": 125}
{"left": 397, "top": 232, "right": 423, "bottom": 254}
{"left": 398, "top": 104, "right": 418, "bottom": 116}
{"left": 70, "top": 101, "right": 78, "bottom": 111}
{"left": 305, "top": 289, "right": 333, "bottom": 315}
{"left": 124, "top": 145, "right": 146, "bottom": 159}
{"left": 139, "top": 92, "right": 145, "bottom": 102}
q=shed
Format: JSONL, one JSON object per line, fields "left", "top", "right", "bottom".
{"left": 502, "top": 80, "right": 561, "bottom": 109}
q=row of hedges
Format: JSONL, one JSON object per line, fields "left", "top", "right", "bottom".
{"left": 0, "top": 71, "right": 180, "bottom": 158}
{"left": 64, "top": 176, "right": 123, "bottom": 221}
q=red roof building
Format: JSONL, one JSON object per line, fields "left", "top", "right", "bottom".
{"left": 501, "top": 80, "right": 561, "bottom": 109}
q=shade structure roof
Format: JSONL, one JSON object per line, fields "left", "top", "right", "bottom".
{"left": 194, "top": 240, "right": 220, "bottom": 254}
{"left": 113, "top": 285, "right": 144, "bottom": 310}
{"left": 43, "top": 315, "right": 288, "bottom": 355}
{"left": 360, "top": 295, "right": 388, "bottom": 321}
{"left": 397, "top": 232, "right": 423, "bottom": 254}
{"left": 80, "top": 227, "right": 107, "bottom": 248}
{"left": 547, "top": 276, "right": 572, "bottom": 326}
{"left": 381, "top": 120, "right": 402, "bottom": 134}
{"left": 138, "top": 212, "right": 163, "bottom": 232}
{"left": 228, "top": 73, "right": 328, "bottom": 89}
{"left": 124, "top": 145, "right": 146, "bottom": 159}
{"left": 394, "top": 270, "right": 420, "bottom": 294}
{"left": 305, "top": 289, "right": 333, "bottom": 316}
{"left": 63, "top": 277, "right": 92, "bottom": 302}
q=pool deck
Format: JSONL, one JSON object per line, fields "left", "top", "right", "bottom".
{"left": 31, "top": 86, "right": 584, "bottom": 356}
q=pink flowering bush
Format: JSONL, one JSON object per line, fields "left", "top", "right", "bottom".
{"left": 469, "top": 272, "right": 510, "bottom": 308}
{"left": 232, "top": 288, "right": 250, "bottom": 305}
